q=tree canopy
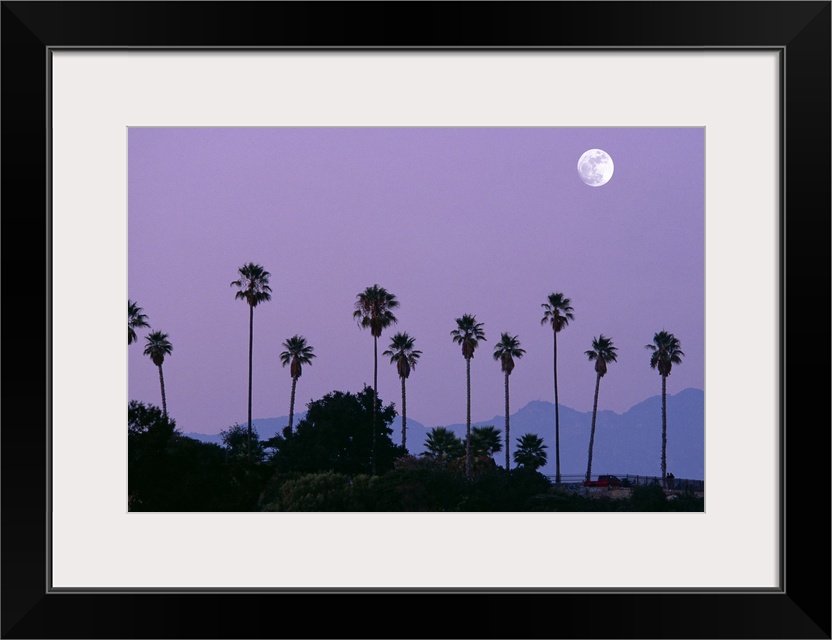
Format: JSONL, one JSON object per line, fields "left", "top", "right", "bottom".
{"left": 269, "top": 386, "right": 406, "bottom": 476}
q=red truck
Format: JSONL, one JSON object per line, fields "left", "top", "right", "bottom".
{"left": 584, "top": 475, "right": 622, "bottom": 488}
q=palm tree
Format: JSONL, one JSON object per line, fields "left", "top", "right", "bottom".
{"left": 450, "top": 313, "right": 486, "bottom": 477}
{"left": 143, "top": 331, "right": 172, "bottom": 418}
{"left": 279, "top": 335, "right": 316, "bottom": 433}
{"left": 470, "top": 425, "right": 503, "bottom": 461}
{"left": 645, "top": 330, "right": 685, "bottom": 488}
{"left": 128, "top": 299, "right": 149, "bottom": 345}
{"left": 584, "top": 334, "right": 618, "bottom": 483}
{"left": 424, "top": 426, "right": 465, "bottom": 460}
{"left": 353, "top": 284, "right": 399, "bottom": 475}
{"left": 492, "top": 332, "right": 525, "bottom": 470}
{"left": 231, "top": 262, "right": 272, "bottom": 462}
{"left": 540, "top": 292, "right": 574, "bottom": 483}
{"left": 382, "top": 332, "right": 421, "bottom": 450}
{"left": 513, "top": 433, "right": 548, "bottom": 470}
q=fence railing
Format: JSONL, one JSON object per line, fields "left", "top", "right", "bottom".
{"left": 546, "top": 474, "right": 704, "bottom": 493}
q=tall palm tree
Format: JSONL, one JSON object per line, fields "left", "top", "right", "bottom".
{"left": 231, "top": 262, "right": 272, "bottom": 462}
{"left": 353, "top": 284, "right": 399, "bottom": 475}
{"left": 383, "top": 332, "right": 421, "bottom": 450}
{"left": 513, "top": 433, "right": 548, "bottom": 470}
{"left": 645, "top": 330, "right": 685, "bottom": 488}
{"left": 450, "top": 313, "right": 486, "bottom": 477}
{"left": 492, "top": 332, "right": 526, "bottom": 470}
{"left": 540, "top": 292, "right": 574, "bottom": 483}
{"left": 128, "top": 299, "right": 149, "bottom": 345}
{"left": 279, "top": 335, "right": 316, "bottom": 433}
{"left": 584, "top": 334, "right": 618, "bottom": 483}
{"left": 143, "top": 331, "right": 172, "bottom": 418}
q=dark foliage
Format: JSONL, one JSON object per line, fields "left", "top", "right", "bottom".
{"left": 458, "top": 466, "right": 553, "bottom": 512}
{"left": 221, "top": 422, "right": 266, "bottom": 463}
{"left": 269, "top": 386, "right": 407, "bottom": 476}
{"left": 629, "top": 482, "right": 669, "bottom": 511}
{"left": 128, "top": 401, "right": 272, "bottom": 511}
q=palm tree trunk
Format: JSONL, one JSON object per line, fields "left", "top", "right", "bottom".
{"left": 505, "top": 372, "right": 511, "bottom": 470}
{"left": 465, "top": 357, "right": 472, "bottom": 478}
{"left": 585, "top": 373, "right": 601, "bottom": 483}
{"left": 158, "top": 364, "right": 167, "bottom": 418}
{"left": 553, "top": 331, "right": 561, "bottom": 483}
{"left": 288, "top": 376, "right": 297, "bottom": 432}
{"left": 372, "top": 335, "right": 378, "bottom": 476}
{"left": 401, "top": 375, "right": 407, "bottom": 450}
{"left": 247, "top": 303, "right": 254, "bottom": 463}
{"left": 661, "top": 374, "right": 667, "bottom": 488}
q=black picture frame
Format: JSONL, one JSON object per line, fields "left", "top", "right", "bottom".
{"left": 2, "top": 2, "right": 829, "bottom": 638}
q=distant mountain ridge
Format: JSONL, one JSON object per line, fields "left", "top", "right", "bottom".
{"left": 183, "top": 387, "right": 704, "bottom": 480}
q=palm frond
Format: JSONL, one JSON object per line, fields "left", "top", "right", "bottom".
{"left": 231, "top": 262, "right": 273, "bottom": 307}
{"left": 540, "top": 292, "right": 575, "bottom": 332}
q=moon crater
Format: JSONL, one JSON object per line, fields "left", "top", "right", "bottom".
{"left": 578, "top": 149, "right": 614, "bottom": 187}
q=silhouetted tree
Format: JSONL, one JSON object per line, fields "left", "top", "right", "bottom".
{"left": 541, "top": 292, "right": 574, "bottom": 483}
{"left": 353, "top": 285, "right": 399, "bottom": 474}
{"left": 279, "top": 335, "right": 316, "bottom": 432}
{"left": 584, "top": 334, "right": 618, "bottom": 483}
{"left": 270, "top": 386, "right": 406, "bottom": 476}
{"left": 231, "top": 262, "right": 272, "bottom": 462}
{"left": 128, "top": 299, "right": 150, "bottom": 345}
{"left": 493, "top": 332, "right": 525, "bottom": 469}
{"left": 645, "top": 330, "right": 684, "bottom": 487}
{"left": 383, "top": 332, "right": 421, "bottom": 450}
{"left": 423, "top": 426, "right": 465, "bottom": 460}
{"left": 143, "top": 331, "right": 172, "bottom": 418}
{"left": 220, "top": 422, "right": 265, "bottom": 463}
{"left": 513, "top": 433, "right": 548, "bottom": 470}
{"left": 451, "top": 314, "right": 486, "bottom": 477}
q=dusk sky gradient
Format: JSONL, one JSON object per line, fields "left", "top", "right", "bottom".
{"left": 128, "top": 127, "right": 704, "bottom": 438}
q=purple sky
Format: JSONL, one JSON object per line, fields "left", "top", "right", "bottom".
{"left": 128, "top": 127, "right": 704, "bottom": 436}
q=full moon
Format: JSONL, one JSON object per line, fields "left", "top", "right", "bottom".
{"left": 577, "top": 149, "right": 614, "bottom": 187}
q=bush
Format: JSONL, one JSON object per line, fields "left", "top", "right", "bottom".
{"left": 258, "top": 472, "right": 381, "bottom": 511}
{"left": 629, "top": 483, "right": 668, "bottom": 511}
{"left": 372, "top": 466, "right": 467, "bottom": 511}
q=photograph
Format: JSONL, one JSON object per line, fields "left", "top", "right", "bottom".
{"left": 127, "top": 126, "right": 705, "bottom": 513}
{"left": 2, "top": 0, "right": 828, "bottom": 638}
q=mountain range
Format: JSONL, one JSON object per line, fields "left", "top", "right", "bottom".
{"left": 182, "top": 387, "right": 704, "bottom": 480}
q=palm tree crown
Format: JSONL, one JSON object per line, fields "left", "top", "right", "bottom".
{"left": 280, "top": 335, "right": 316, "bottom": 380}
{"left": 352, "top": 284, "right": 399, "bottom": 337}
{"left": 645, "top": 330, "right": 685, "bottom": 376}
{"left": 383, "top": 332, "right": 421, "bottom": 379}
{"left": 540, "top": 292, "right": 574, "bottom": 333}
{"left": 451, "top": 314, "right": 486, "bottom": 359}
{"left": 143, "top": 330, "right": 172, "bottom": 366}
{"left": 493, "top": 332, "right": 525, "bottom": 375}
{"left": 230, "top": 262, "right": 272, "bottom": 307}
{"left": 585, "top": 334, "right": 618, "bottom": 377}
{"left": 128, "top": 299, "right": 150, "bottom": 345}
{"left": 471, "top": 425, "right": 503, "bottom": 458}
{"left": 514, "top": 433, "right": 548, "bottom": 470}
{"left": 424, "top": 427, "right": 464, "bottom": 459}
